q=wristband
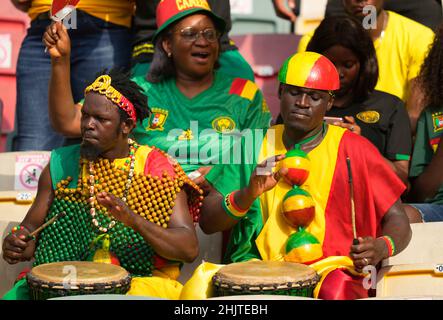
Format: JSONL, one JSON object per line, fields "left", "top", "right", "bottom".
{"left": 222, "top": 191, "right": 249, "bottom": 220}
{"left": 379, "top": 235, "right": 396, "bottom": 257}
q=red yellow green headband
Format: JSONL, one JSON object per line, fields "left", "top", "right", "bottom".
{"left": 85, "top": 75, "right": 137, "bottom": 122}
{"left": 278, "top": 52, "right": 340, "bottom": 92}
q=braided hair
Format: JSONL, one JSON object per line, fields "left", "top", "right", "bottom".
{"left": 419, "top": 23, "right": 443, "bottom": 110}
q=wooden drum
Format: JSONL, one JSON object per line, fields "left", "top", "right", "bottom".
{"left": 212, "top": 260, "right": 320, "bottom": 297}
{"left": 27, "top": 261, "right": 131, "bottom": 300}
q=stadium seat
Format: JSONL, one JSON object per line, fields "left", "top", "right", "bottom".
{"left": 231, "top": 33, "right": 301, "bottom": 122}
{"left": 376, "top": 222, "right": 443, "bottom": 298}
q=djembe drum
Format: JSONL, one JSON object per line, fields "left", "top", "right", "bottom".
{"left": 212, "top": 260, "right": 320, "bottom": 297}
{"left": 27, "top": 261, "right": 131, "bottom": 300}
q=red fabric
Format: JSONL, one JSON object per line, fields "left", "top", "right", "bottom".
{"left": 317, "top": 268, "right": 368, "bottom": 300}
{"left": 229, "top": 78, "right": 247, "bottom": 96}
{"left": 322, "top": 131, "right": 406, "bottom": 257}
{"left": 430, "top": 137, "right": 440, "bottom": 149}
{"left": 16, "top": 268, "right": 31, "bottom": 282}
{"left": 144, "top": 148, "right": 177, "bottom": 179}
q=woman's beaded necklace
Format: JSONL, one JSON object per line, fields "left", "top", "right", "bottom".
{"left": 87, "top": 138, "right": 138, "bottom": 233}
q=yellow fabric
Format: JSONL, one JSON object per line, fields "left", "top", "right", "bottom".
{"left": 286, "top": 52, "right": 319, "bottom": 88}
{"left": 127, "top": 276, "right": 183, "bottom": 300}
{"left": 240, "top": 80, "right": 259, "bottom": 101}
{"left": 255, "top": 125, "right": 345, "bottom": 261}
{"left": 180, "top": 262, "right": 224, "bottom": 300}
{"left": 28, "top": 0, "right": 134, "bottom": 27}
{"left": 309, "top": 256, "right": 363, "bottom": 298}
{"left": 298, "top": 11, "right": 434, "bottom": 102}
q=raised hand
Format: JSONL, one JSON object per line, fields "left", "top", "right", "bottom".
{"left": 246, "top": 154, "right": 287, "bottom": 199}
{"left": 42, "top": 21, "right": 71, "bottom": 59}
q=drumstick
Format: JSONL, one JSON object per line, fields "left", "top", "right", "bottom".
{"left": 346, "top": 157, "right": 359, "bottom": 245}
{"left": 25, "top": 211, "right": 66, "bottom": 241}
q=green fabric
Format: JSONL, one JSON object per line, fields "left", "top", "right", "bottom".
{"left": 217, "top": 49, "right": 255, "bottom": 81}
{"left": 409, "top": 108, "right": 443, "bottom": 204}
{"left": 205, "top": 131, "right": 266, "bottom": 263}
{"left": 2, "top": 279, "right": 30, "bottom": 300}
{"left": 132, "top": 70, "right": 270, "bottom": 174}
{"left": 49, "top": 144, "right": 81, "bottom": 190}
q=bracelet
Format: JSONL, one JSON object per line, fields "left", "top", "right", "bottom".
{"left": 222, "top": 191, "right": 249, "bottom": 220}
{"left": 379, "top": 235, "right": 396, "bottom": 257}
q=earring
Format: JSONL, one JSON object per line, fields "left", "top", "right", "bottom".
{"left": 167, "top": 52, "right": 172, "bottom": 58}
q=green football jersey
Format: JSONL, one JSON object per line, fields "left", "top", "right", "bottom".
{"left": 410, "top": 108, "right": 443, "bottom": 204}
{"left": 131, "top": 71, "right": 271, "bottom": 174}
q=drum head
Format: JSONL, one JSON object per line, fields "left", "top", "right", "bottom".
{"left": 28, "top": 261, "right": 129, "bottom": 286}
{"left": 214, "top": 260, "right": 317, "bottom": 287}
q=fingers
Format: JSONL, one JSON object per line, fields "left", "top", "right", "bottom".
{"left": 273, "top": 166, "right": 288, "bottom": 182}
{"left": 257, "top": 154, "right": 285, "bottom": 169}
{"left": 273, "top": 0, "right": 297, "bottom": 21}
{"left": 344, "top": 116, "right": 356, "bottom": 124}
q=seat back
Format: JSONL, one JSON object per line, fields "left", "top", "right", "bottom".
{"left": 376, "top": 222, "right": 443, "bottom": 298}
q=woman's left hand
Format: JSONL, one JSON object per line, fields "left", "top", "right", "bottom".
{"left": 349, "top": 236, "right": 386, "bottom": 272}
{"left": 333, "top": 116, "right": 361, "bottom": 135}
{"left": 96, "top": 192, "right": 137, "bottom": 228}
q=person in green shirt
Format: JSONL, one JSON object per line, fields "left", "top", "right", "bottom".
{"left": 44, "top": 0, "right": 271, "bottom": 189}
{"left": 404, "top": 23, "right": 443, "bottom": 223}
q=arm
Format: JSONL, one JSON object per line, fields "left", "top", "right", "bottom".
{"left": 271, "top": 0, "right": 297, "bottom": 22}
{"left": 408, "top": 137, "right": 443, "bottom": 202}
{"left": 383, "top": 159, "right": 409, "bottom": 187}
{"left": 43, "top": 21, "right": 82, "bottom": 137}
{"left": 350, "top": 200, "right": 412, "bottom": 272}
{"left": 200, "top": 155, "right": 286, "bottom": 234}
{"left": 2, "top": 165, "right": 54, "bottom": 264}
{"left": 406, "top": 78, "right": 426, "bottom": 136}
{"left": 97, "top": 190, "right": 199, "bottom": 263}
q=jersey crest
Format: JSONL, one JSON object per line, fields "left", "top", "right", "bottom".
{"left": 356, "top": 110, "right": 380, "bottom": 124}
{"left": 147, "top": 108, "right": 168, "bottom": 131}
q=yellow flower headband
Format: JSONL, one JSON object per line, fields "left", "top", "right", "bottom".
{"left": 84, "top": 75, "right": 137, "bottom": 122}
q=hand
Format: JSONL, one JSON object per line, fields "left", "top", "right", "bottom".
{"left": 42, "top": 22, "right": 71, "bottom": 59}
{"left": 2, "top": 227, "right": 36, "bottom": 264}
{"left": 190, "top": 166, "right": 213, "bottom": 195}
{"left": 96, "top": 192, "right": 137, "bottom": 228}
{"left": 350, "top": 236, "right": 386, "bottom": 272}
{"left": 11, "top": 0, "right": 32, "bottom": 12}
{"left": 333, "top": 116, "right": 361, "bottom": 135}
{"left": 246, "top": 155, "right": 287, "bottom": 199}
{"left": 272, "top": 0, "right": 297, "bottom": 22}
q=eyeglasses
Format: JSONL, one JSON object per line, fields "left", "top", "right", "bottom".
{"left": 175, "top": 27, "right": 220, "bottom": 43}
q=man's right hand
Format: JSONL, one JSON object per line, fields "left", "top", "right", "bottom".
{"left": 246, "top": 155, "right": 287, "bottom": 200}
{"left": 11, "top": 0, "right": 32, "bottom": 13}
{"left": 43, "top": 22, "right": 71, "bottom": 59}
{"left": 2, "top": 227, "right": 36, "bottom": 264}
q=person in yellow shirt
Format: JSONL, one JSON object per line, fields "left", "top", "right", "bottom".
{"left": 11, "top": 0, "right": 134, "bottom": 152}
{"left": 297, "top": 0, "right": 434, "bottom": 134}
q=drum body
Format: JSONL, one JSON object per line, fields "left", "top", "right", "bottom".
{"left": 27, "top": 261, "right": 131, "bottom": 300}
{"left": 212, "top": 260, "right": 320, "bottom": 297}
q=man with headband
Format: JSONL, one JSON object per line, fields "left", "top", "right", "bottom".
{"left": 2, "top": 70, "right": 203, "bottom": 300}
